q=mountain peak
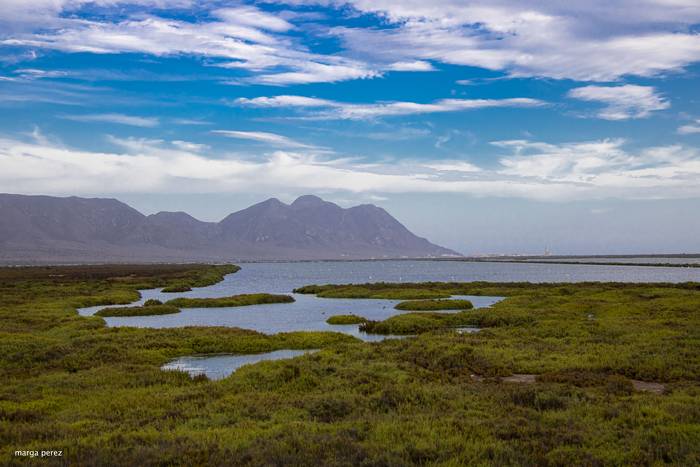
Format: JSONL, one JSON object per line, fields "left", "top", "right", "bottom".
{"left": 291, "top": 195, "right": 326, "bottom": 207}
{"left": 150, "top": 211, "right": 194, "bottom": 219}
{"left": 260, "top": 197, "right": 285, "bottom": 206}
{"left": 0, "top": 193, "right": 461, "bottom": 263}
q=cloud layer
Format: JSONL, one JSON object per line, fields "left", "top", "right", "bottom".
{"left": 1, "top": 4, "right": 377, "bottom": 86}
{"left": 233, "top": 95, "right": 546, "bottom": 120}
{"left": 211, "top": 130, "right": 317, "bottom": 149}
{"left": 568, "top": 85, "right": 670, "bottom": 120}
{"left": 1, "top": 134, "right": 698, "bottom": 201}
{"left": 1, "top": 1, "right": 699, "bottom": 84}
{"left": 320, "top": 0, "right": 700, "bottom": 81}
{"left": 62, "top": 113, "right": 160, "bottom": 127}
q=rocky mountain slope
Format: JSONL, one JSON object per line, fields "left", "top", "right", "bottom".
{"left": 0, "top": 193, "right": 460, "bottom": 264}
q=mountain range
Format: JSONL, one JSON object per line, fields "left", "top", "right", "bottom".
{"left": 0, "top": 194, "right": 459, "bottom": 264}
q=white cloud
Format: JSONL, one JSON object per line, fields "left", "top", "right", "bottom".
{"left": 0, "top": 5, "right": 377, "bottom": 86}
{"left": 386, "top": 60, "right": 435, "bottom": 71}
{"left": 62, "top": 113, "right": 159, "bottom": 127}
{"left": 678, "top": 119, "right": 700, "bottom": 135}
{"left": 233, "top": 94, "right": 546, "bottom": 119}
{"left": 171, "top": 140, "right": 209, "bottom": 152}
{"left": 251, "top": 62, "right": 380, "bottom": 85}
{"left": 1, "top": 134, "right": 698, "bottom": 201}
{"left": 568, "top": 85, "right": 670, "bottom": 120}
{"left": 213, "top": 6, "right": 294, "bottom": 33}
{"left": 423, "top": 161, "right": 481, "bottom": 173}
{"left": 3, "top": 1, "right": 698, "bottom": 87}
{"left": 234, "top": 95, "right": 338, "bottom": 107}
{"left": 0, "top": 80, "right": 110, "bottom": 107}
{"left": 494, "top": 139, "right": 700, "bottom": 198}
{"left": 14, "top": 69, "right": 70, "bottom": 79}
{"left": 313, "top": 0, "right": 700, "bottom": 81}
{"left": 171, "top": 118, "right": 212, "bottom": 126}
{"left": 211, "top": 130, "right": 316, "bottom": 149}
{"left": 0, "top": 1, "right": 194, "bottom": 28}
{"left": 363, "top": 127, "right": 431, "bottom": 141}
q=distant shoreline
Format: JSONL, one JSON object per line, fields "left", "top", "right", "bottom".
{"left": 3, "top": 254, "right": 700, "bottom": 268}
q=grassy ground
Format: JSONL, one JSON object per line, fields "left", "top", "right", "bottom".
{"left": 161, "top": 285, "right": 192, "bottom": 293}
{"left": 394, "top": 298, "right": 474, "bottom": 311}
{"left": 166, "top": 293, "right": 294, "bottom": 308}
{"left": 1, "top": 266, "right": 699, "bottom": 465}
{"left": 326, "top": 314, "right": 368, "bottom": 325}
{"left": 95, "top": 304, "right": 181, "bottom": 317}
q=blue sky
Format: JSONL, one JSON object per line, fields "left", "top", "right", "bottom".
{"left": 1, "top": 1, "right": 699, "bottom": 254}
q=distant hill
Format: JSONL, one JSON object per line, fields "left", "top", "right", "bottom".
{"left": 0, "top": 194, "right": 460, "bottom": 264}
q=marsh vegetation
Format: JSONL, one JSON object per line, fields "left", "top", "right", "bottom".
{"left": 1, "top": 265, "right": 698, "bottom": 465}
{"left": 166, "top": 293, "right": 294, "bottom": 308}
{"left": 325, "top": 314, "right": 368, "bottom": 325}
{"left": 95, "top": 303, "right": 180, "bottom": 317}
{"left": 161, "top": 285, "right": 192, "bottom": 293}
{"left": 394, "top": 298, "right": 474, "bottom": 311}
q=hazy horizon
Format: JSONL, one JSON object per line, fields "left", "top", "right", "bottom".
{"left": 1, "top": 1, "right": 698, "bottom": 255}
{"left": 7, "top": 191, "right": 699, "bottom": 257}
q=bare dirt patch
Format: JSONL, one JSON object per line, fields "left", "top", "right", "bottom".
{"left": 501, "top": 374, "right": 536, "bottom": 384}
{"left": 631, "top": 380, "right": 665, "bottom": 395}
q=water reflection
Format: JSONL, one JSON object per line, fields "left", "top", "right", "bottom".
{"left": 162, "top": 350, "right": 318, "bottom": 380}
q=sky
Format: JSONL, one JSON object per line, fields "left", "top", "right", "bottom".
{"left": 0, "top": 0, "right": 699, "bottom": 255}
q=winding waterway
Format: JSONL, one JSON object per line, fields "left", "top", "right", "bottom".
{"left": 78, "top": 260, "right": 700, "bottom": 377}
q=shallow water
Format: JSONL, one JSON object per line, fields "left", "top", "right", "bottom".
{"left": 162, "top": 350, "right": 318, "bottom": 380}
{"left": 82, "top": 260, "right": 699, "bottom": 378}
{"left": 522, "top": 256, "right": 700, "bottom": 265}
{"left": 80, "top": 292, "right": 499, "bottom": 341}
{"left": 79, "top": 259, "right": 700, "bottom": 339}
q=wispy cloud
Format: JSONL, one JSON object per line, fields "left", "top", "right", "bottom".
{"left": 171, "top": 140, "right": 209, "bottom": 152}
{"left": 568, "top": 85, "right": 670, "bottom": 120}
{"left": 234, "top": 96, "right": 337, "bottom": 108}
{"left": 386, "top": 60, "right": 435, "bottom": 72}
{"left": 211, "top": 130, "right": 317, "bottom": 149}
{"left": 62, "top": 113, "right": 159, "bottom": 127}
{"left": 493, "top": 138, "right": 700, "bottom": 193}
{"left": 171, "top": 118, "right": 212, "bottom": 126}
{"left": 1, "top": 1, "right": 699, "bottom": 88}
{"left": 0, "top": 5, "right": 378, "bottom": 86}
{"left": 233, "top": 95, "right": 546, "bottom": 120}
{"left": 14, "top": 68, "right": 70, "bottom": 79}
{"left": 678, "top": 119, "right": 700, "bottom": 135}
{"left": 1, "top": 134, "right": 698, "bottom": 201}
{"left": 327, "top": 1, "right": 700, "bottom": 81}
{"left": 423, "top": 161, "right": 481, "bottom": 173}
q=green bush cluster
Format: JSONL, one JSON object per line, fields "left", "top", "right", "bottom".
{"left": 325, "top": 314, "right": 367, "bottom": 325}
{"left": 166, "top": 293, "right": 294, "bottom": 308}
{"left": 95, "top": 304, "right": 180, "bottom": 317}
{"left": 161, "top": 285, "right": 192, "bottom": 293}
{"left": 394, "top": 298, "right": 474, "bottom": 311}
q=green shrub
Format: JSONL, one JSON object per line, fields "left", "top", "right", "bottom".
{"left": 95, "top": 304, "right": 180, "bottom": 317}
{"left": 161, "top": 285, "right": 192, "bottom": 293}
{"left": 166, "top": 293, "right": 294, "bottom": 308}
{"left": 395, "top": 299, "right": 473, "bottom": 311}
{"left": 326, "top": 314, "right": 367, "bottom": 325}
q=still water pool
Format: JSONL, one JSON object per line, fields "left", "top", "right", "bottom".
{"left": 161, "top": 350, "right": 319, "bottom": 380}
{"left": 78, "top": 260, "right": 699, "bottom": 377}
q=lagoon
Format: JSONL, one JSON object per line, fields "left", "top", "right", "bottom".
{"left": 78, "top": 259, "right": 700, "bottom": 339}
